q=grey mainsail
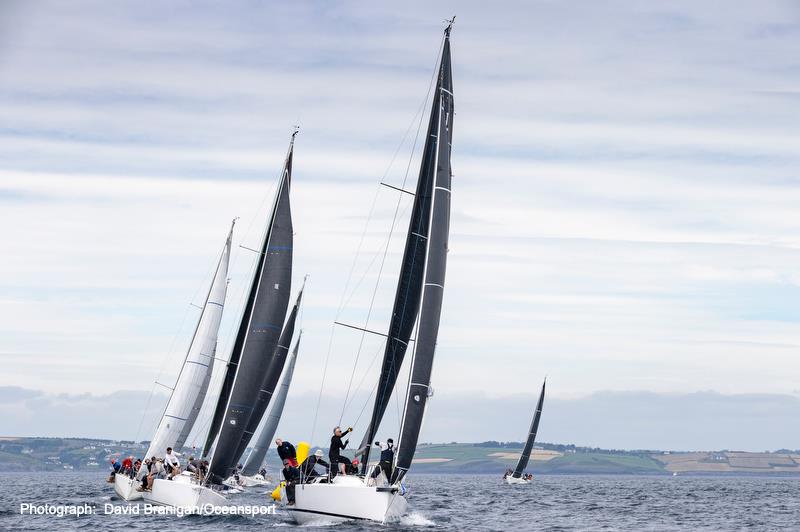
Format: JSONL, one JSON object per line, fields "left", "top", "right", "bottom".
{"left": 512, "top": 378, "right": 546, "bottom": 478}
{"left": 391, "top": 23, "right": 454, "bottom": 485}
{"left": 205, "top": 133, "right": 295, "bottom": 483}
{"left": 232, "top": 286, "right": 303, "bottom": 463}
{"left": 241, "top": 333, "right": 301, "bottom": 476}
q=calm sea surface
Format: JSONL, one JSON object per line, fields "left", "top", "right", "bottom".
{"left": 0, "top": 472, "right": 798, "bottom": 531}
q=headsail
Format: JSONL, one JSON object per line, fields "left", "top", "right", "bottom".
{"left": 232, "top": 285, "right": 304, "bottom": 463}
{"left": 144, "top": 221, "right": 234, "bottom": 460}
{"left": 204, "top": 133, "right": 295, "bottom": 483}
{"left": 242, "top": 332, "right": 302, "bottom": 476}
{"left": 391, "top": 22, "right": 454, "bottom": 484}
{"left": 512, "top": 379, "right": 546, "bottom": 478}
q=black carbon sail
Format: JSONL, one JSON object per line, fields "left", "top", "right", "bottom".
{"left": 512, "top": 378, "right": 547, "bottom": 478}
{"left": 204, "top": 133, "right": 295, "bottom": 483}
{"left": 357, "top": 35, "right": 443, "bottom": 472}
{"left": 231, "top": 285, "right": 303, "bottom": 463}
{"left": 391, "top": 22, "right": 454, "bottom": 485}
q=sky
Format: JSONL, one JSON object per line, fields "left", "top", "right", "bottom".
{"left": 0, "top": 1, "right": 799, "bottom": 451}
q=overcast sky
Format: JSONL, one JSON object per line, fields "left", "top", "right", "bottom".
{"left": 1, "top": 1, "right": 799, "bottom": 450}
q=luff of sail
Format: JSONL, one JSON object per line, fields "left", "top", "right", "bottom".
{"left": 232, "top": 285, "right": 304, "bottom": 463}
{"left": 512, "top": 378, "right": 546, "bottom": 478}
{"left": 242, "top": 332, "right": 301, "bottom": 476}
{"left": 391, "top": 23, "right": 454, "bottom": 485}
{"left": 357, "top": 29, "right": 443, "bottom": 471}
{"left": 144, "top": 221, "right": 234, "bottom": 460}
{"left": 205, "top": 134, "right": 295, "bottom": 483}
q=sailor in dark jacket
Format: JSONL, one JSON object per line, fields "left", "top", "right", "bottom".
{"left": 328, "top": 426, "right": 353, "bottom": 475}
{"left": 370, "top": 438, "right": 394, "bottom": 481}
{"left": 275, "top": 438, "right": 297, "bottom": 467}
{"left": 301, "top": 449, "right": 330, "bottom": 482}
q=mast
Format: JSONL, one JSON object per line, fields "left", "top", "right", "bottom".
{"left": 241, "top": 332, "right": 302, "bottom": 476}
{"left": 357, "top": 22, "right": 446, "bottom": 472}
{"left": 512, "top": 378, "right": 546, "bottom": 478}
{"left": 204, "top": 132, "right": 296, "bottom": 483}
{"left": 232, "top": 284, "right": 304, "bottom": 463}
{"left": 144, "top": 220, "right": 234, "bottom": 460}
{"left": 391, "top": 20, "right": 454, "bottom": 485}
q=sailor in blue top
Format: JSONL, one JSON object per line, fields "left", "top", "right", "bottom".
{"left": 370, "top": 438, "right": 394, "bottom": 482}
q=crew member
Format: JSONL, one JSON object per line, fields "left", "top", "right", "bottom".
{"left": 370, "top": 439, "right": 394, "bottom": 481}
{"left": 329, "top": 426, "right": 353, "bottom": 476}
{"left": 301, "top": 449, "right": 330, "bottom": 482}
{"left": 164, "top": 447, "right": 180, "bottom": 478}
{"left": 275, "top": 438, "right": 298, "bottom": 467}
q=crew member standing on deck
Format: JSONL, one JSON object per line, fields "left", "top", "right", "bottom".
{"left": 329, "top": 426, "right": 353, "bottom": 476}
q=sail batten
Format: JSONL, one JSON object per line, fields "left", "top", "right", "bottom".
{"left": 512, "top": 379, "right": 547, "bottom": 478}
{"left": 145, "top": 221, "right": 234, "bottom": 460}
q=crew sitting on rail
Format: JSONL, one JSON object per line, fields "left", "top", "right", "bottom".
{"left": 107, "top": 458, "right": 121, "bottom": 482}
{"left": 136, "top": 458, "right": 152, "bottom": 491}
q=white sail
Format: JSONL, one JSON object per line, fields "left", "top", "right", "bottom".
{"left": 144, "top": 222, "right": 234, "bottom": 460}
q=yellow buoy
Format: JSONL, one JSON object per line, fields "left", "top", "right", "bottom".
{"left": 270, "top": 481, "right": 284, "bottom": 501}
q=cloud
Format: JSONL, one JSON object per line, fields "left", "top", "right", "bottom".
{"left": 0, "top": 0, "right": 799, "bottom": 450}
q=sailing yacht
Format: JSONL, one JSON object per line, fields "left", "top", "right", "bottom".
{"left": 280, "top": 20, "right": 456, "bottom": 524}
{"left": 114, "top": 220, "right": 234, "bottom": 502}
{"left": 142, "top": 131, "right": 298, "bottom": 508}
{"left": 504, "top": 379, "right": 546, "bottom": 485}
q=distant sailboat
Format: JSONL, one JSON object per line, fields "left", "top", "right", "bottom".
{"left": 114, "top": 220, "right": 234, "bottom": 502}
{"left": 281, "top": 19, "right": 455, "bottom": 524}
{"left": 143, "top": 131, "right": 298, "bottom": 508}
{"left": 505, "top": 378, "right": 546, "bottom": 485}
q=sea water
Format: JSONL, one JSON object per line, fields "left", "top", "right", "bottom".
{"left": 0, "top": 472, "right": 798, "bottom": 530}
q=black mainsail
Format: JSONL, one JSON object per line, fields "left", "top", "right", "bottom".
{"left": 357, "top": 33, "right": 443, "bottom": 472}
{"left": 512, "top": 379, "right": 546, "bottom": 478}
{"left": 231, "top": 285, "right": 303, "bottom": 463}
{"left": 204, "top": 133, "right": 295, "bottom": 483}
{"left": 391, "top": 22, "right": 454, "bottom": 484}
